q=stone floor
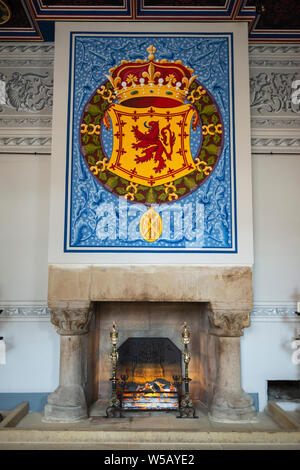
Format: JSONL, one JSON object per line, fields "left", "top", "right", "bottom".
{"left": 1, "top": 401, "right": 300, "bottom": 450}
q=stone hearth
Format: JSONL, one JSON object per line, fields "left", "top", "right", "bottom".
{"left": 44, "top": 264, "right": 256, "bottom": 423}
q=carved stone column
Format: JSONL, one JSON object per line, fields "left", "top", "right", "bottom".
{"left": 44, "top": 303, "right": 93, "bottom": 422}
{"left": 208, "top": 306, "right": 256, "bottom": 422}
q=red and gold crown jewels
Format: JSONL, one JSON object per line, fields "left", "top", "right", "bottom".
{"left": 106, "top": 45, "right": 197, "bottom": 108}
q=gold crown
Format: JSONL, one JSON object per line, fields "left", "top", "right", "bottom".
{"left": 106, "top": 45, "right": 197, "bottom": 107}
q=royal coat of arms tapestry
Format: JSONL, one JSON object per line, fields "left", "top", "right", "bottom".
{"left": 61, "top": 28, "right": 243, "bottom": 254}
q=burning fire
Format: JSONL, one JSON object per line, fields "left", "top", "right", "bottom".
{"left": 122, "top": 378, "right": 179, "bottom": 410}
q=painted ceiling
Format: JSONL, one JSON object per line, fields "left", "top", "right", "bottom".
{"left": 0, "top": 0, "right": 299, "bottom": 42}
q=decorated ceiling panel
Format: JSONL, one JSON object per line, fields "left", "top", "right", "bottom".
{"left": 0, "top": 0, "right": 299, "bottom": 42}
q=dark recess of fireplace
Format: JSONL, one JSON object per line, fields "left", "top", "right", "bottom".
{"left": 117, "top": 337, "right": 182, "bottom": 411}
{"left": 268, "top": 380, "right": 300, "bottom": 402}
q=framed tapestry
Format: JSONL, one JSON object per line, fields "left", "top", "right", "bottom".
{"left": 49, "top": 22, "right": 253, "bottom": 264}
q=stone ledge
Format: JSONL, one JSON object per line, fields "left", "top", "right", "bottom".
{"left": 0, "top": 402, "right": 29, "bottom": 428}
{"left": 48, "top": 264, "right": 253, "bottom": 309}
{"left": 0, "top": 428, "right": 300, "bottom": 449}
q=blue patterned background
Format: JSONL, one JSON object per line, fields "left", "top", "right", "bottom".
{"left": 66, "top": 33, "right": 235, "bottom": 251}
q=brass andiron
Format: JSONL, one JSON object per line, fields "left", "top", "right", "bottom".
{"left": 106, "top": 322, "right": 122, "bottom": 418}
{"left": 178, "top": 322, "right": 197, "bottom": 418}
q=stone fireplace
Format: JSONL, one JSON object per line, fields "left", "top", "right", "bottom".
{"left": 44, "top": 264, "right": 256, "bottom": 423}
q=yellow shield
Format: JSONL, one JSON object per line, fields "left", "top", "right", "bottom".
{"left": 106, "top": 104, "right": 196, "bottom": 187}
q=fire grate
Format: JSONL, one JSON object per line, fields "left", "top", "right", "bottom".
{"left": 106, "top": 324, "right": 197, "bottom": 418}
{"left": 116, "top": 337, "right": 181, "bottom": 412}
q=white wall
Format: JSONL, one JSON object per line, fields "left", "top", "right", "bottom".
{"left": 251, "top": 153, "right": 300, "bottom": 303}
{"left": 0, "top": 153, "right": 59, "bottom": 393}
{"left": 0, "top": 154, "right": 50, "bottom": 302}
{"left": 0, "top": 318, "right": 59, "bottom": 393}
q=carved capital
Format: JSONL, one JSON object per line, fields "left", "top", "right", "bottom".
{"left": 208, "top": 308, "right": 251, "bottom": 337}
{"left": 50, "top": 307, "right": 93, "bottom": 335}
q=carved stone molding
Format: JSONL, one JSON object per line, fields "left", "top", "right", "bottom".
{"left": 250, "top": 73, "right": 299, "bottom": 116}
{"left": 0, "top": 71, "right": 53, "bottom": 114}
{"left": 0, "top": 136, "right": 52, "bottom": 148}
{"left": 249, "top": 45, "right": 300, "bottom": 55}
{"left": 249, "top": 44, "right": 300, "bottom": 153}
{"left": 0, "top": 42, "right": 54, "bottom": 153}
{"left": 251, "top": 137, "right": 300, "bottom": 153}
{"left": 208, "top": 309, "right": 251, "bottom": 337}
{"left": 0, "top": 44, "right": 54, "bottom": 55}
{"left": 0, "top": 303, "right": 49, "bottom": 316}
{"left": 251, "top": 118, "right": 300, "bottom": 129}
{"left": 251, "top": 303, "right": 299, "bottom": 319}
{"left": 0, "top": 60, "right": 54, "bottom": 68}
{"left": 249, "top": 59, "right": 300, "bottom": 68}
{"left": 250, "top": 71, "right": 300, "bottom": 116}
{"left": 0, "top": 301, "right": 297, "bottom": 321}
{"left": 50, "top": 308, "right": 94, "bottom": 335}
{"left": 0, "top": 117, "right": 52, "bottom": 127}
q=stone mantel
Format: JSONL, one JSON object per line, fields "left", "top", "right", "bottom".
{"left": 48, "top": 264, "right": 253, "bottom": 312}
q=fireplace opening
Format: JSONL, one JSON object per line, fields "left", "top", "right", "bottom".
{"left": 117, "top": 337, "right": 182, "bottom": 411}
{"left": 87, "top": 301, "right": 214, "bottom": 418}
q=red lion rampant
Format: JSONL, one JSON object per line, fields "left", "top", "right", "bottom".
{"left": 131, "top": 121, "right": 175, "bottom": 174}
